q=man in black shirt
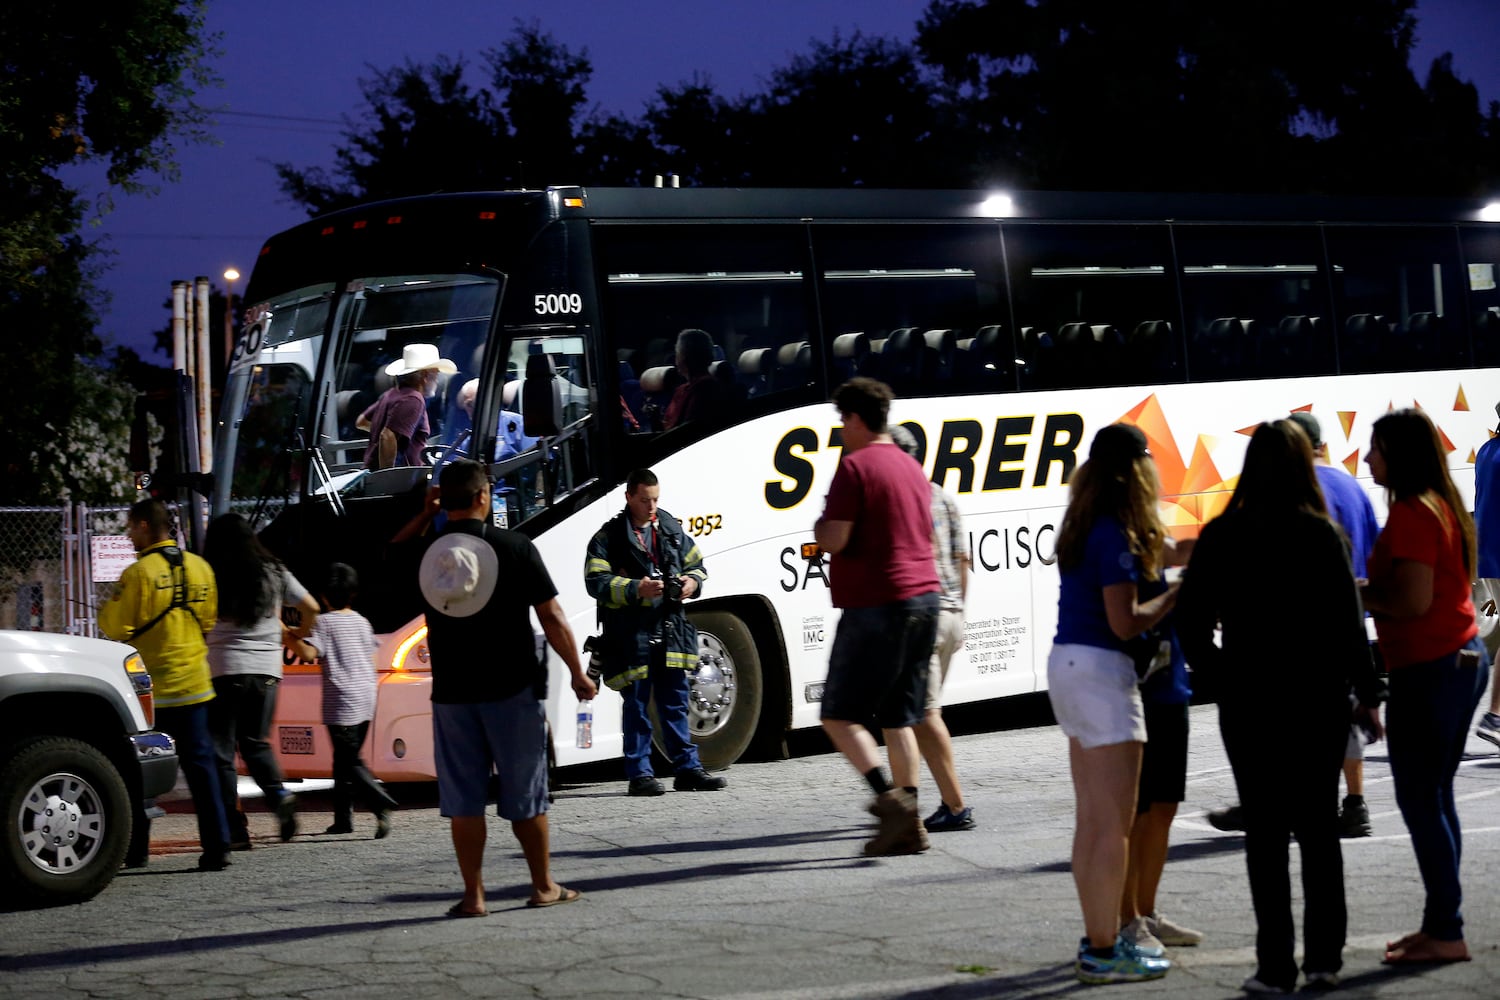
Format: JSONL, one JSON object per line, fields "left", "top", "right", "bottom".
{"left": 420, "top": 459, "right": 596, "bottom": 916}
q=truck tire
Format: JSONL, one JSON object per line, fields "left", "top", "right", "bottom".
{"left": 651, "top": 610, "right": 763, "bottom": 771}
{"left": 1, "top": 737, "right": 131, "bottom": 906}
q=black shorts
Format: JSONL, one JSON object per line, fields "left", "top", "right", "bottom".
{"left": 820, "top": 593, "right": 939, "bottom": 729}
{"left": 1138, "top": 700, "right": 1189, "bottom": 812}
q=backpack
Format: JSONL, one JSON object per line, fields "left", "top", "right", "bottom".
{"left": 132, "top": 546, "right": 205, "bottom": 638}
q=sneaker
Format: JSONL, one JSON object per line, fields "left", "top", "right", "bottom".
{"left": 275, "top": 792, "right": 298, "bottom": 842}
{"left": 1208, "top": 804, "right": 1245, "bottom": 832}
{"left": 374, "top": 810, "right": 392, "bottom": 840}
{"left": 1338, "top": 795, "right": 1371, "bottom": 838}
{"left": 1147, "top": 911, "right": 1204, "bottom": 947}
{"left": 628, "top": 776, "right": 666, "bottom": 796}
{"left": 227, "top": 840, "right": 252, "bottom": 852}
{"left": 1075, "top": 938, "right": 1170, "bottom": 985}
{"left": 1477, "top": 712, "right": 1500, "bottom": 749}
{"left": 1303, "top": 971, "right": 1340, "bottom": 989}
{"left": 673, "top": 767, "right": 728, "bottom": 792}
{"left": 864, "top": 789, "right": 928, "bottom": 856}
{"left": 1241, "top": 974, "right": 1290, "bottom": 994}
{"left": 923, "top": 802, "right": 976, "bottom": 832}
{"left": 1118, "top": 917, "right": 1166, "bottom": 958}
{"left": 197, "top": 852, "right": 232, "bottom": 872}
{"left": 324, "top": 822, "right": 354, "bottom": 835}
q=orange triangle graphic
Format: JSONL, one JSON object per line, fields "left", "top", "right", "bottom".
{"left": 1456, "top": 385, "right": 1470, "bottom": 411}
{"left": 1342, "top": 450, "right": 1360, "bottom": 475}
{"left": 1338, "top": 411, "right": 1356, "bottom": 440}
{"left": 1291, "top": 403, "right": 1313, "bottom": 413}
{"left": 1469, "top": 449, "right": 1478, "bottom": 463}
{"left": 1120, "top": 395, "right": 1187, "bottom": 495}
{"left": 1438, "top": 424, "right": 1456, "bottom": 454}
{"left": 1181, "top": 436, "right": 1226, "bottom": 496}
{"left": 1236, "top": 423, "right": 1259, "bottom": 437}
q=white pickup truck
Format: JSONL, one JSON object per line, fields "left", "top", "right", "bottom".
{"left": 0, "top": 630, "right": 179, "bottom": 906}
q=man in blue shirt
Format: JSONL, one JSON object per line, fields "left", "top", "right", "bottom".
{"left": 1473, "top": 404, "right": 1500, "bottom": 747}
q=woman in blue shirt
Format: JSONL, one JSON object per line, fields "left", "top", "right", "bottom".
{"left": 1049, "top": 423, "right": 1182, "bottom": 985}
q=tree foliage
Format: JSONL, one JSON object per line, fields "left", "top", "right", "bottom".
{"left": 278, "top": 6, "right": 1498, "bottom": 209}
{"left": 0, "top": 1, "right": 215, "bottom": 504}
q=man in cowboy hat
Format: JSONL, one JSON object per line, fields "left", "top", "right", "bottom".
{"left": 419, "top": 458, "right": 597, "bottom": 915}
{"left": 357, "top": 343, "right": 457, "bottom": 469}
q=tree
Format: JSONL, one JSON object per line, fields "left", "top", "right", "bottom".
{"left": 914, "top": 0, "right": 1498, "bottom": 194}
{"left": 0, "top": 1, "right": 215, "bottom": 504}
{"left": 276, "top": 22, "right": 596, "bottom": 212}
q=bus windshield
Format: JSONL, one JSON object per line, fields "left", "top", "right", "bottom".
{"left": 320, "top": 273, "right": 498, "bottom": 497}
{"left": 214, "top": 284, "right": 334, "bottom": 523}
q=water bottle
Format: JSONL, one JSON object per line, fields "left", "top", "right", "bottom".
{"left": 575, "top": 700, "right": 593, "bottom": 749}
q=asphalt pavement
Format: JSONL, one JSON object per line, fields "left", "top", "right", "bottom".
{"left": 3, "top": 703, "right": 1499, "bottom": 999}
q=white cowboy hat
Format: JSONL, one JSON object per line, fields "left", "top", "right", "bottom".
{"left": 419, "top": 532, "right": 497, "bottom": 618}
{"left": 386, "top": 342, "right": 459, "bottom": 377}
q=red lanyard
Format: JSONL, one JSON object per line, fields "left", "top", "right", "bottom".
{"left": 633, "top": 521, "right": 659, "bottom": 567}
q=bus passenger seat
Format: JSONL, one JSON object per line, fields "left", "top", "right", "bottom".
{"left": 831, "top": 332, "right": 869, "bottom": 381}
{"left": 1127, "top": 320, "right": 1175, "bottom": 382}
{"left": 923, "top": 329, "right": 957, "bottom": 381}
{"left": 738, "top": 348, "right": 774, "bottom": 397}
{"left": 775, "top": 341, "right": 813, "bottom": 391}
{"left": 880, "top": 328, "right": 923, "bottom": 387}
{"left": 1054, "top": 322, "right": 1098, "bottom": 386}
{"left": 708, "top": 358, "right": 746, "bottom": 402}
{"left": 521, "top": 353, "right": 563, "bottom": 437}
{"left": 957, "top": 324, "right": 1010, "bottom": 388}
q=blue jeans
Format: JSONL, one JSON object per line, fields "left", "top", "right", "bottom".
{"left": 1387, "top": 636, "right": 1491, "bottom": 941}
{"left": 620, "top": 663, "right": 700, "bottom": 779}
{"left": 155, "top": 702, "right": 231, "bottom": 855}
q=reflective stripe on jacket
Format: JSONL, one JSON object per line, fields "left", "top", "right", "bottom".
{"left": 584, "top": 508, "right": 706, "bottom": 688}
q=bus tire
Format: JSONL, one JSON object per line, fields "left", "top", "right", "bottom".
{"left": 651, "top": 609, "right": 763, "bottom": 772}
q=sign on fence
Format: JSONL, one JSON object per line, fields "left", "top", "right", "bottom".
{"left": 90, "top": 535, "right": 137, "bottom": 583}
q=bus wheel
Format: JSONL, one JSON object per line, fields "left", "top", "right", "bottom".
{"left": 655, "top": 610, "right": 763, "bottom": 771}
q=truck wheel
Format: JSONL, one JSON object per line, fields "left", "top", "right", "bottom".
{"left": 0, "top": 737, "right": 131, "bottom": 906}
{"left": 652, "top": 610, "right": 763, "bottom": 771}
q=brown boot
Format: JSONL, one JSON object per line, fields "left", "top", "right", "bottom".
{"left": 864, "top": 789, "right": 929, "bottom": 856}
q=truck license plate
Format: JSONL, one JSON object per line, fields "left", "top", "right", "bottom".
{"left": 279, "top": 726, "right": 315, "bottom": 755}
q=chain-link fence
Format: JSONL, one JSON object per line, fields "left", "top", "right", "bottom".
{"left": 0, "top": 503, "right": 187, "bottom": 637}
{"left": 0, "top": 507, "right": 67, "bottom": 633}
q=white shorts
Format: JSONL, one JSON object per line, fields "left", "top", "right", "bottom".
{"left": 1047, "top": 643, "right": 1146, "bottom": 749}
{"left": 924, "top": 609, "right": 966, "bottom": 711}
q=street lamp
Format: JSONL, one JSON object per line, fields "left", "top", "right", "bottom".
{"left": 223, "top": 267, "right": 240, "bottom": 368}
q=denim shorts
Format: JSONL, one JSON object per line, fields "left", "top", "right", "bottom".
{"left": 821, "top": 593, "right": 940, "bottom": 729}
{"left": 1046, "top": 642, "right": 1146, "bottom": 748}
{"left": 432, "top": 689, "right": 548, "bottom": 821}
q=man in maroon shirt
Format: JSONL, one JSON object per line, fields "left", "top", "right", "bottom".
{"left": 814, "top": 377, "right": 941, "bottom": 856}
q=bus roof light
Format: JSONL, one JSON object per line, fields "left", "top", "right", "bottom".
{"left": 979, "top": 193, "right": 1015, "bottom": 217}
{"left": 386, "top": 215, "right": 402, "bottom": 225}
{"left": 1481, "top": 202, "right": 1500, "bottom": 222}
{"left": 563, "top": 197, "right": 584, "bottom": 208}
{"left": 319, "top": 226, "right": 335, "bottom": 236}
{"left": 352, "top": 220, "right": 368, "bottom": 230}
{"left": 478, "top": 211, "right": 497, "bottom": 220}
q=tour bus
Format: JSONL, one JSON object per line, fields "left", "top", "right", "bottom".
{"left": 213, "top": 186, "right": 1500, "bottom": 781}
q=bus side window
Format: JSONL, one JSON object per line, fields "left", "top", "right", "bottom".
{"left": 1327, "top": 225, "right": 1471, "bottom": 374}
{"left": 813, "top": 223, "right": 1009, "bottom": 398}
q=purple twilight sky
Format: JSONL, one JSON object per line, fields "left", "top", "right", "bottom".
{"left": 73, "top": 0, "right": 1500, "bottom": 360}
